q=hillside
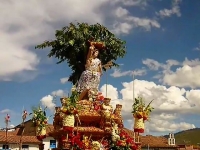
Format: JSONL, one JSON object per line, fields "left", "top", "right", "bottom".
{"left": 164, "top": 128, "right": 200, "bottom": 145}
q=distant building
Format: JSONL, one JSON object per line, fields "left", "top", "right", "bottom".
{"left": 168, "top": 133, "right": 176, "bottom": 146}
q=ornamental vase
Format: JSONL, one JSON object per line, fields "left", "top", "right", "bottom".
{"left": 63, "top": 114, "right": 75, "bottom": 127}
{"left": 36, "top": 126, "right": 46, "bottom": 141}
{"left": 133, "top": 117, "right": 144, "bottom": 133}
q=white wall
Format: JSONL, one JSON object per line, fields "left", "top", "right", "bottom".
{"left": 43, "top": 136, "right": 57, "bottom": 150}
{"left": 0, "top": 144, "right": 39, "bottom": 150}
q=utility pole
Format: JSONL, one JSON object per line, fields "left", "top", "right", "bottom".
{"left": 132, "top": 71, "right": 135, "bottom": 104}
{"left": 19, "top": 109, "right": 28, "bottom": 150}
{"left": 4, "top": 114, "right": 10, "bottom": 150}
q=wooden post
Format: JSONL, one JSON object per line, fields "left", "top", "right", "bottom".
{"left": 5, "top": 126, "right": 8, "bottom": 150}
{"left": 39, "top": 143, "right": 45, "bottom": 150}
{"left": 19, "top": 125, "right": 25, "bottom": 150}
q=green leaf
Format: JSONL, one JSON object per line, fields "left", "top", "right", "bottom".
{"left": 68, "top": 40, "right": 75, "bottom": 46}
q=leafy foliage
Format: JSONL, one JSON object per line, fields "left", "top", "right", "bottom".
{"left": 64, "top": 86, "right": 79, "bottom": 106}
{"left": 29, "top": 106, "right": 49, "bottom": 129}
{"left": 35, "top": 22, "right": 126, "bottom": 84}
{"left": 131, "top": 96, "right": 154, "bottom": 115}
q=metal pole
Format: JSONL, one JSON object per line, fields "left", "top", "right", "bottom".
{"left": 133, "top": 71, "right": 135, "bottom": 103}
{"left": 5, "top": 125, "right": 8, "bottom": 150}
{"left": 106, "top": 72, "right": 108, "bottom": 97}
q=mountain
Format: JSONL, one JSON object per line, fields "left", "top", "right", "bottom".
{"left": 164, "top": 128, "right": 200, "bottom": 145}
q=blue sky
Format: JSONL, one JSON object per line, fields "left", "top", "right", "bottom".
{"left": 1, "top": 0, "right": 200, "bottom": 136}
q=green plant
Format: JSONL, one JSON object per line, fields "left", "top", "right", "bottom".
{"left": 29, "top": 106, "right": 49, "bottom": 130}
{"left": 131, "top": 96, "right": 154, "bottom": 116}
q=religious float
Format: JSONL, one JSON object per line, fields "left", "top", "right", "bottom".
{"left": 35, "top": 23, "right": 154, "bottom": 150}
{"left": 47, "top": 41, "right": 137, "bottom": 150}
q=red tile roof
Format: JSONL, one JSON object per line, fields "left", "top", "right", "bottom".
{"left": 0, "top": 135, "right": 40, "bottom": 144}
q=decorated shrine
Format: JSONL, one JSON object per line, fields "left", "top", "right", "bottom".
{"left": 47, "top": 40, "right": 137, "bottom": 150}
{"left": 34, "top": 23, "right": 154, "bottom": 150}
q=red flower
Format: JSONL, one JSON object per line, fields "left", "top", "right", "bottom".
{"left": 116, "top": 140, "right": 126, "bottom": 146}
{"left": 130, "top": 144, "right": 137, "bottom": 150}
{"left": 126, "top": 138, "right": 133, "bottom": 144}
{"left": 97, "top": 92, "right": 104, "bottom": 101}
{"left": 136, "top": 114, "right": 143, "bottom": 119}
{"left": 102, "top": 140, "right": 108, "bottom": 147}
{"left": 143, "top": 116, "right": 148, "bottom": 121}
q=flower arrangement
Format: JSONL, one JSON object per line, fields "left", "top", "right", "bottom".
{"left": 131, "top": 96, "right": 154, "bottom": 121}
{"left": 70, "top": 133, "right": 84, "bottom": 150}
{"left": 30, "top": 106, "right": 48, "bottom": 127}
{"left": 30, "top": 106, "right": 49, "bottom": 140}
{"left": 111, "top": 130, "right": 137, "bottom": 150}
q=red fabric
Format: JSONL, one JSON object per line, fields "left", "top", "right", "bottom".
{"left": 134, "top": 128, "right": 144, "bottom": 133}
{"left": 73, "top": 110, "right": 78, "bottom": 114}
{"left": 36, "top": 135, "right": 46, "bottom": 141}
{"left": 63, "top": 126, "right": 74, "bottom": 132}
{"left": 136, "top": 114, "right": 143, "bottom": 119}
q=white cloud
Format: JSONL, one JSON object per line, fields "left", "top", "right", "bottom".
{"left": 143, "top": 58, "right": 200, "bottom": 88}
{"left": 0, "top": 0, "right": 162, "bottom": 81}
{"left": 0, "top": 33, "right": 40, "bottom": 81}
{"left": 158, "top": 113, "right": 177, "bottom": 120}
{"left": 100, "top": 84, "right": 119, "bottom": 100}
{"left": 182, "top": 58, "right": 200, "bottom": 66}
{"left": 110, "top": 68, "right": 146, "bottom": 77}
{"left": 51, "top": 89, "right": 66, "bottom": 97}
{"left": 163, "top": 65, "right": 200, "bottom": 88}
{"left": 40, "top": 89, "right": 67, "bottom": 111}
{"left": 0, "top": 109, "right": 11, "bottom": 114}
{"left": 142, "top": 59, "right": 163, "bottom": 70}
{"left": 115, "top": 7, "right": 129, "bottom": 18}
{"left": 126, "top": 118, "right": 195, "bottom": 134}
{"left": 100, "top": 79, "right": 199, "bottom": 134}
{"left": 194, "top": 43, "right": 200, "bottom": 51}
{"left": 142, "top": 58, "right": 180, "bottom": 71}
{"left": 60, "top": 77, "right": 69, "bottom": 84}
{"left": 112, "top": 0, "right": 147, "bottom": 7}
{"left": 156, "top": 0, "right": 182, "bottom": 18}
{"left": 40, "top": 95, "right": 56, "bottom": 111}
{"left": 146, "top": 120, "right": 195, "bottom": 132}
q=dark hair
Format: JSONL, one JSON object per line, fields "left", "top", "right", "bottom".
{"left": 92, "top": 49, "right": 99, "bottom": 55}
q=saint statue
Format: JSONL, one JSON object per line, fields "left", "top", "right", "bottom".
{"left": 76, "top": 41, "right": 104, "bottom": 100}
{"left": 100, "top": 98, "right": 113, "bottom": 132}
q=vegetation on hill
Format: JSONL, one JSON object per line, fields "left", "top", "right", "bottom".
{"left": 164, "top": 128, "right": 200, "bottom": 145}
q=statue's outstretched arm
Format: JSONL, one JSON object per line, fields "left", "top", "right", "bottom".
{"left": 99, "top": 62, "right": 102, "bottom": 75}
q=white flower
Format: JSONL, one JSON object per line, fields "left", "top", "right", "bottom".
{"left": 71, "top": 85, "right": 76, "bottom": 92}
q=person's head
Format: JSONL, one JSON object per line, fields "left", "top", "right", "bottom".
{"left": 92, "top": 49, "right": 99, "bottom": 58}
